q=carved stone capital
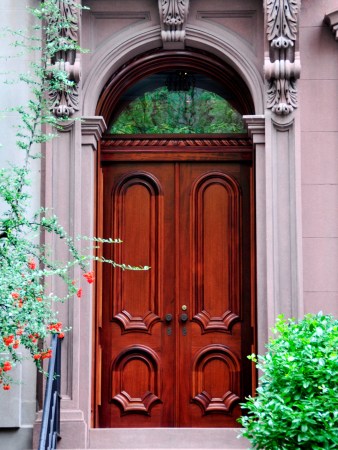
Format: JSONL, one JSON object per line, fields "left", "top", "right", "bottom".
{"left": 265, "top": 0, "right": 301, "bottom": 115}
{"left": 47, "top": 0, "right": 81, "bottom": 118}
{"left": 158, "top": 0, "right": 189, "bottom": 47}
{"left": 81, "top": 116, "right": 107, "bottom": 151}
{"left": 243, "top": 115, "right": 266, "bottom": 145}
{"left": 325, "top": 10, "right": 338, "bottom": 41}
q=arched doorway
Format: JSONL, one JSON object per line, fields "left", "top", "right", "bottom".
{"left": 94, "top": 49, "right": 256, "bottom": 428}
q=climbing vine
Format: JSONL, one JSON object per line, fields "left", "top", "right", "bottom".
{"left": 0, "top": 0, "right": 147, "bottom": 389}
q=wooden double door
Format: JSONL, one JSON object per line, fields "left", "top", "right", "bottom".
{"left": 98, "top": 142, "right": 255, "bottom": 428}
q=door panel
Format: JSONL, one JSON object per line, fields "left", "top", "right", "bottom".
{"left": 99, "top": 159, "right": 253, "bottom": 428}
{"left": 100, "top": 163, "right": 176, "bottom": 427}
{"left": 178, "top": 163, "right": 249, "bottom": 427}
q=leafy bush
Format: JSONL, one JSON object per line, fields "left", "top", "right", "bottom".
{"left": 239, "top": 313, "right": 338, "bottom": 449}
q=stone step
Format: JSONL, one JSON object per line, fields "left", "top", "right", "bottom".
{"left": 84, "top": 428, "right": 249, "bottom": 450}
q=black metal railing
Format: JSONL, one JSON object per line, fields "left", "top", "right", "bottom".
{"left": 38, "top": 334, "right": 62, "bottom": 450}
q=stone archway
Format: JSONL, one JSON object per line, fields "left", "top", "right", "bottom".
{"left": 34, "top": 4, "right": 304, "bottom": 447}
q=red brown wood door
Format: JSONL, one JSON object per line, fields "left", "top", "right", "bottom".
{"left": 98, "top": 156, "right": 254, "bottom": 428}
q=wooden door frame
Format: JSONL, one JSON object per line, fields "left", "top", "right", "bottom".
{"left": 93, "top": 134, "right": 257, "bottom": 427}
{"left": 92, "top": 47, "right": 257, "bottom": 427}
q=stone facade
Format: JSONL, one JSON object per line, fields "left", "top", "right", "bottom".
{"left": 0, "top": 1, "right": 338, "bottom": 449}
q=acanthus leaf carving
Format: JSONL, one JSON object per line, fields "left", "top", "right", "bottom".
{"left": 266, "top": 0, "right": 299, "bottom": 48}
{"left": 264, "top": 0, "right": 301, "bottom": 115}
{"left": 266, "top": 77, "right": 298, "bottom": 115}
{"left": 47, "top": 0, "right": 81, "bottom": 118}
{"left": 158, "top": 0, "right": 189, "bottom": 45}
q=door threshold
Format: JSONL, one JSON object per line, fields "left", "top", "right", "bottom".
{"left": 88, "top": 428, "right": 249, "bottom": 449}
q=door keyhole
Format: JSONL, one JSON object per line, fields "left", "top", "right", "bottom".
{"left": 165, "top": 313, "right": 173, "bottom": 336}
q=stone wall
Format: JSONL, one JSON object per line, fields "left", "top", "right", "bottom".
{"left": 300, "top": 1, "right": 338, "bottom": 316}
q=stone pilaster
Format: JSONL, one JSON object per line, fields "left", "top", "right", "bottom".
{"left": 244, "top": 111, "right": 303, "bottom": 349}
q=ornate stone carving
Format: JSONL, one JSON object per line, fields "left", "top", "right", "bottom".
{"left": 264, "top": 0, "right": 301, "bottom": 115}
{"left": 158, "top": 0, "right": 189, "bottom": 45}
{"left": 47, "top": 0, "right": 81, "bottom": 117}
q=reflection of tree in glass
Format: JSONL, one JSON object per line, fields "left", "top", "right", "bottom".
{"left": 110, "top": 87, "right": 246, "bottom": 134}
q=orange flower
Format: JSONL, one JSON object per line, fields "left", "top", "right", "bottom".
{"left": 42, "top": 349, "right": 52, "bottom": 360}
{"left": 3, "top": 361, "right": 12, "bottom": 372}
{"left": 3, "top": 336, "right": 14, "bottom": 346}
{"left": 13, "top": 340, "right": 20, "bottom": 349}
{"left": 11, "top": 292, "right": 19, "bottom": 299}
{"left": 34, "top": 354, "right": 41, "bottom": 360}
{"left": 58, "top": 333, "right": 65, "bottom": 339}
{"left": 3, "top": 385, "right": 10, "bottom": 391}
{"left": 47, "top": 322, "right": 62, "bottom": 332}
{"left": 36, "top": 297, "right": 42, "bottom": 302}
{"left": 28, "top": 333, "right": 39, "bottom": 343}
{"left": 76, "top": 288, "right": 82, "bottom": 298}
{"left": 83, "top": 271, "right": 95, "bottom": 284}
{"left": 28, "top": 259, "right": 36, "bottom": 270}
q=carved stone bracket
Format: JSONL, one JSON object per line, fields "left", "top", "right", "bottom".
{"left": 47, "top": 0, "right": 81, "bottom": 118}
{"left": 264, "top": 0, "right": 301, "bottom": 115}
{"left": 325, "top": 10, "right": 338, "bottom": 41}
{"left": 158, "top": 0, "right": 189, "bottom": 47}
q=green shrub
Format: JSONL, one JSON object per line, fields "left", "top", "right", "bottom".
{"left": 239, "top": 313, "right": 338, "bottom": 449}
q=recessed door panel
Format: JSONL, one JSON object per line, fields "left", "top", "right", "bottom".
{"left": 112, "top": 173, "right": 163, "bottom": 332}
{"left": 192, "top": 172, "right": 241, "bottom": 333}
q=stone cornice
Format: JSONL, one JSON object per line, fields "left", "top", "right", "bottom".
{"left": 81, "top": 116, "right": 107, "bottom": 150}
{"left": 243, "top": 115, "right": 265, "bottom": 145}
{"left": 325, "top": 10, "right": 338, "bottom": 40}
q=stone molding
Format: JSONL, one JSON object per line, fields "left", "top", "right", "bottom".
{"left": 158, "top": 0, "right": 190, "bottom": 47}
{"left": 48, "top": 0, "right": 81, "bottom": 118}
{"left": 82, "top": 24, "right": 264, "bottom": 116}
{"left": 243, "top": 115, "right": 265, "bottom": 144}
{"left": 81, "top": 116, "right": 107, "bottom": 150}
{"left": 264, "top": 0, "right": 301, "bottom": 115}
{"left": 324, "top": 10, "right": 338, "bottom": 41}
